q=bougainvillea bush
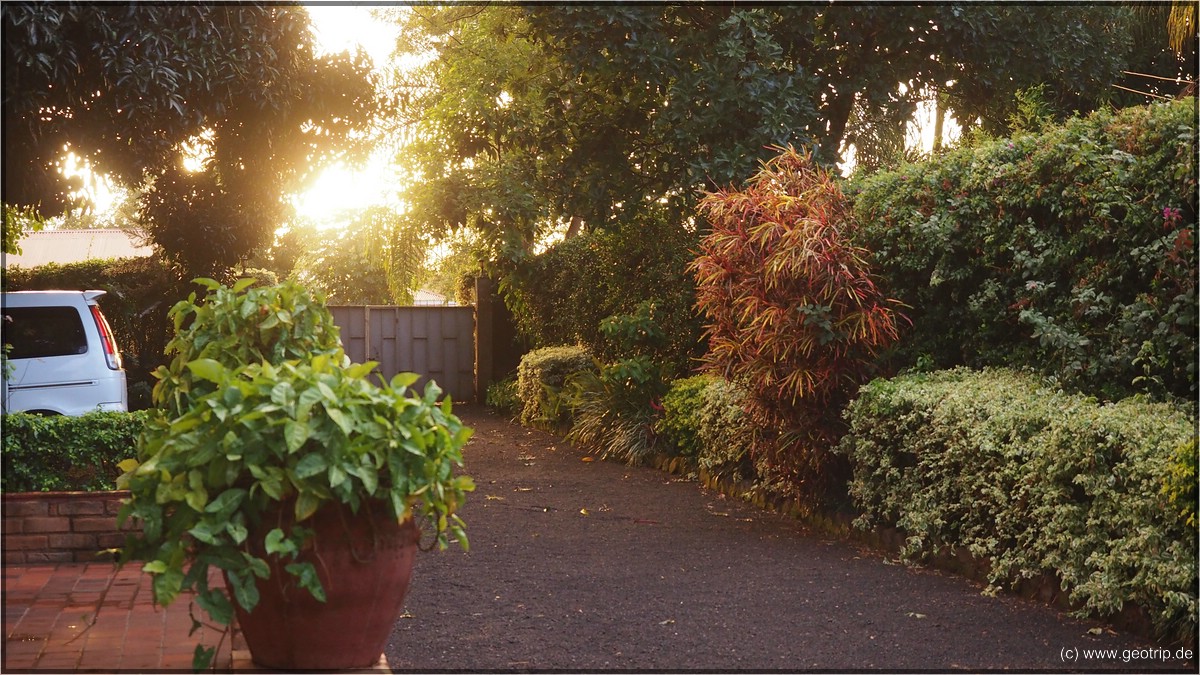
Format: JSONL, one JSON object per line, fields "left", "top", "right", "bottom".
{"left": 839, "top": 368, "right": 1197, "bottom": 645}
{"left": 850, "top": 98, "right": 1197, "bottom": 401}
{"left": 691, "top": 146, "right": 907, "bottom": 509}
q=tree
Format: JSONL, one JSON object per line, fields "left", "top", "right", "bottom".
{"left": 3, "top": 3, "right": 381, "bottom": 278}
{"left": 290, "top": 206, "right": 427, "bottom": 306}
{"left": 393, "top": 3, "right": 1143, "bottom": 266}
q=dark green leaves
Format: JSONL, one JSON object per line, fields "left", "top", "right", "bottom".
{"left": 118, "top": 279, "right": 475, "bottom": 673}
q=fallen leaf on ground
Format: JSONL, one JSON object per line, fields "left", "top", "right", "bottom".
{"left": 580, "top": 508, "right": 590, "bottom": 516}
{"left": 581, "top": 457, "right": 595, "bottom": 462}
{"left": 485, "top": 495, "right": 505, "bottom": 501}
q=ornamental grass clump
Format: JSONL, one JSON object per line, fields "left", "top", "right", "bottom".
{"left": 691, "top": 146, "right": 906, "bottom": 509}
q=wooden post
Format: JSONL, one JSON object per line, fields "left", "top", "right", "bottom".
{"left": 474, "top": 276, "right": 494, "bottom": 404}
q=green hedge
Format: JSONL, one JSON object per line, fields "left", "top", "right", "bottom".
{"left": 655, "top": 374, "right": 756, "bottom": 481}
{"left": 515, "top": 345, "right": 594, "bottom": 429}
{"left": 851, "top": 99, "right": 1197, "bottom": 401}
{"left": 1, "top": 411, "right": 149, "bottom": 492}
{"left": 839, "top": 368, "right": 1197, "bottom": 644}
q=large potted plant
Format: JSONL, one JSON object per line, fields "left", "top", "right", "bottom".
{"left": 117, "top": 279, "right": 474, "bottom": 670}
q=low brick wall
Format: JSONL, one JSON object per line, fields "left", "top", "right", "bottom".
{"left": 2, "top": 491, "right": 132, "bottom": 564}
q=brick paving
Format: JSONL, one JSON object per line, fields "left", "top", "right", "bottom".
{"left": 3, "top": 562, "right": 234, "bottom": 672}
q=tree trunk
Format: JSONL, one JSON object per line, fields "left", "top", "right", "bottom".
{"left": 819, "top": 91, "right": 855, "bottom": 164}
{"left": 564, "top": 215, "right": 583, "bottom": 238}
{"left": 932, "top": 93, "right": 946, "bottom": 154}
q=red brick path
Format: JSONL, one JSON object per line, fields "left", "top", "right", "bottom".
{"left": 2, "top": 562, "right": 233, "bottom": 671}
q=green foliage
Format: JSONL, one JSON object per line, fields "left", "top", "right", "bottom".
{"left": 693, "top": 377, "right": 757, "bottom": 481}
{"left": 655, "top": 375, "right": 712, "bottom": 459}
{"left": 839, "top": 368, "right": 1198, "bottom": 644}
{"left": 2, "top": 204, "right": 43, "bottom": 255}
{"left": 151, "top": 278, "right": 345, "bottom": 419}
{"left": 4, "top": 4, "right": 382, "bottom": 278}
{"left": 851, "top": 99, "right": 1198, "bottom": 400}
{"left": 656, "top": 374, "right": 757, "bottom": 479}
{"left": 515, "top": 346, "right": 594, "bottom": 429}
{"left": 564, "top": 363, "right": 661, "bottom": 465}
{"left": 692, "top": 146, "right": 906, "bottom": 507}
{"left": 1164, "top": 437, "right": 1197, "bottom": 530}
{"left": 1, "top": 411, "right": 149, "bottom": 492}
{"left": 3, "top": 256, "right": 186, "bottom": 410}
{"left": 504, "top": 210, "right": 704, "bottom": 375}
{"left": 564, "top": 303, "right": 672, "bottom": 464}
{"left": 393, "top": 2, "right": 1145, "bottom": 257}
{"left": 484, "top": 376, "right": 520, "bottom": 417}
{"left": 119, "top": 279, "right": 474, "bottom": 668}
{"left": 290, "top": 209, "right": 403, "bottom": 305}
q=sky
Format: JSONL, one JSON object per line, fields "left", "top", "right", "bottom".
{"left": 295, "top": 5, "right": 407, "bottom": 227}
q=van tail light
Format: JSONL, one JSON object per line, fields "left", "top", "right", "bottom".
{"left": 89, "top": 305, "right": 123, "bottom": 371}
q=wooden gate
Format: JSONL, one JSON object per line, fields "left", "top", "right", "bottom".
{"left": 329, "top": 306, "right": 476, "bottom": 402}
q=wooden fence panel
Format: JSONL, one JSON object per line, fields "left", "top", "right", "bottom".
{"left": 329, "top": 306, "right": 476, "bottom": 402}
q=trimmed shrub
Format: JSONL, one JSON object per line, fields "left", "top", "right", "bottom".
{"left": 656, "top": 375, "right": 712, "bottom": 458}
{"left": 693, "top": 376, "right": 756, "bottom": 482}
{"left": 2, "top": 411, "right": 149, "bottom": 491}
{"left": 839, "top": 368, "right": 1197, "bottom": 644}
{"left": 850, "top": 98, "right": 1197, "bottom": 400}
{"left": 654, "top": 373, "right": 756, "bottom": 480}
{"left": 692, "top": 146, "right": 906, "bottom": 509}
{"left": 516, "top": 345, "right": 593, "bottom": 429}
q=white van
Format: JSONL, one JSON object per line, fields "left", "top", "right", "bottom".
{"left": 2, "top": 290, "right": 129, "bottom": 415}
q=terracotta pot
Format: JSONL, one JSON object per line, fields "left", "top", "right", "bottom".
{"left": 231, "top": 498, "right": 420, "bottom": 670}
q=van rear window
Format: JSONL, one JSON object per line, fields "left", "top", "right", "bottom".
{"left": 3, "top": 307, "right": 88, "bottom": 359}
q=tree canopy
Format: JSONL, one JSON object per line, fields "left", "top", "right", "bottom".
{"left": 3, "top": 2, "right": 381, "bottom": 278}
{"left": 392, "top": 3, "right": 1163, "bottom": 271}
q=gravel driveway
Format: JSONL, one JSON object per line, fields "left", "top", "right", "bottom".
{"left": 385, "top": 406, "right": 1195, "bottom": 672}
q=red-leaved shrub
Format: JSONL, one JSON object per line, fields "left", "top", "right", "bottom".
{"left": 691, "top": 146, "right": 906, "bottom": 508}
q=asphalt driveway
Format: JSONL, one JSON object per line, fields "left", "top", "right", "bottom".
{"left": 385, "top": 406, "right": 1195, "bottom": 672}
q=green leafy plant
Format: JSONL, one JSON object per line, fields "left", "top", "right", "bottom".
{"left": 692, "top": 376, "right": 756, "bottom": 481}
{"left": 503, "top": 210, "right": 704, "bottom": 376}
{"left": 117, "top": 279, "right": 474, "bottom": 669}
{"left": 655, "top": 375, "right": 712, "bottom": 458}
{"left": 565, "top": 302, "right": 671, "bottom": 465}
{"left": 654, "top": 373, "right": 758, "bottom": 484}
{"left": 850, "top": 98, "right": 1197, "bottom": 400}
{"left": 515, "top": 345, "right": 594, "bottom": 429}
{"left": 691, "top": 145, "right": 907, "bottom": 509}
{"left": 1, "top": 411, "right": 149, "bottom": 492}
{"left": 1163, "top": 437, "right": 1197, "bottom": 530}
{"left": 150, "top": 278, "right": 345, "bottom": 418}
{"left": 485, "top": 375, "right": 520, "bottom": 416}
{"left": 839, "top": 368, "right": 1197, "bottom": 645}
